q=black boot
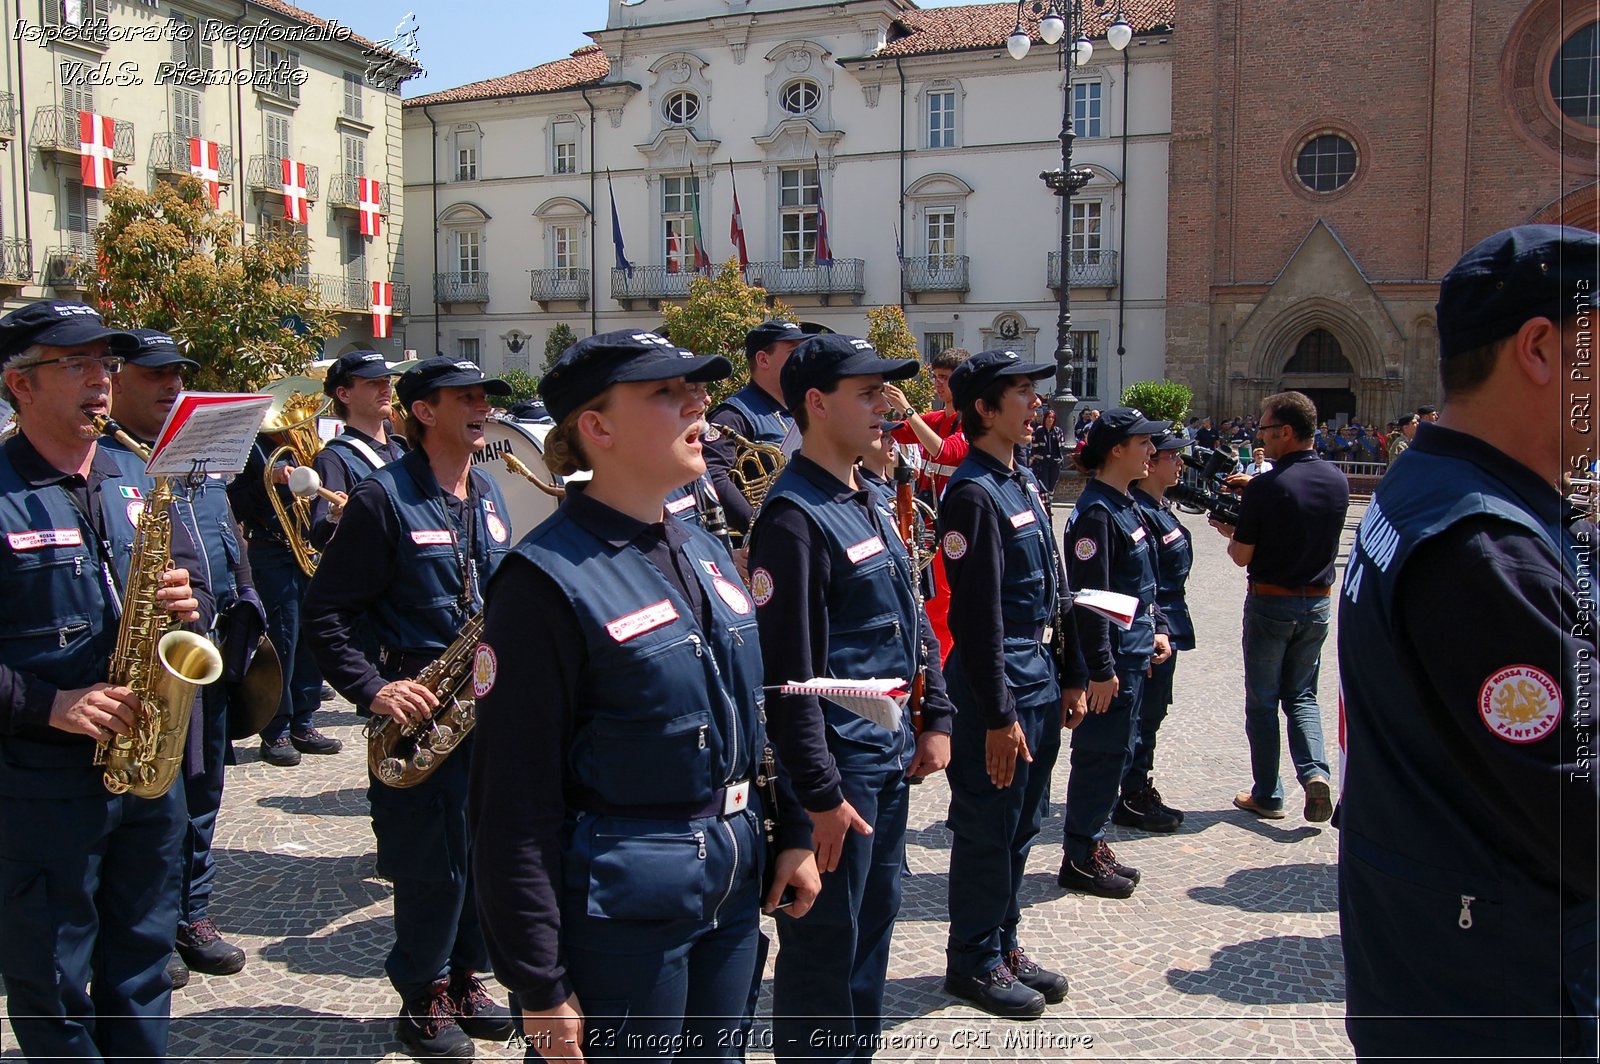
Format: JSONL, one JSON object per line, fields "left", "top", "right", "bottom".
{"left": 1111, "top": 785, "right": 1181, "bottom": 833}
{"left": 943, "top": 962, "right": 1046, "bottom": 1019}
{"left": 175, "top": 917, "right": 246, "bottom": 976}
{"left": 1057, "top": 845, "right": 1137, "bottom": 899}
{"left": 396, "top": 978, "right": 473, "bottom": 1059}
{"left": 1004, "top": 948, "right": 1068, "bottom": 1004}
{"left": 448, "top": 970, "right": 515, "bottom": 1041}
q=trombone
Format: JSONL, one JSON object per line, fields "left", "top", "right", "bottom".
{"left": 260, "top": 374, "right": 333, "bottom": 576}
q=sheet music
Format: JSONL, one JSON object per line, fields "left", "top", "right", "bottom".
{"left": 145, "top": 393, "right": 273, "bottom": 477}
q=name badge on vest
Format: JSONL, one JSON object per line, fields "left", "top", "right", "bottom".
{"left": 665, "top": 495, "right": 697, "bottom": 516}
{"left": 411, "top": 530, "right": 452, "bottom": 545}
{"left": 1010, "top": 509, "right": 1037, "bottom": 529}
{"left": 8, "top": 529, "right": 83, "bottom": 550}
{"left": 605, "top": 599, "right": 679, "bottom": 643}
{"left": 846, "top": 536, "right": 885, "bottom": 564}
{"left": 1130, "top": 524, "right": 1147, "bottom": 543}
{"left": 722, "top": 779, "right": 750, "bottom": 815}
{"left": 1162, "top": 527, "right": 1184, "bottom": 545}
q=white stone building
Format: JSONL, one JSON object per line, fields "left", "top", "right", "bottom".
{"left": 402, "top": 0, "right": 1174, "bottom": 407}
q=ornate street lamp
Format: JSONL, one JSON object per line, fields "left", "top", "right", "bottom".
{"left": 1009, "top": 0, "right": 1131, "bottom": 423}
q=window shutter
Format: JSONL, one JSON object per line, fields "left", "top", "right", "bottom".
{"left": 287, "top": 51, "right": 301, "bottom": 102}
{"left": 199, "top": 34, "right": 213, "bottom": 72}
{"left": 170, "top": 18, "right": 185, "bottom": 66}
{"left": 42, "top": 0, "right": 61, "bottom": 30}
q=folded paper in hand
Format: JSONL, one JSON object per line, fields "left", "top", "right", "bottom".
{"left": 1071, "top": 588, "right": 1141, "bottom": 630}
{"left": 774, "top": 677, "right": 908, "bottom": 731}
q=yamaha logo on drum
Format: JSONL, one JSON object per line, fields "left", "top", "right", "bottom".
{"left": 473, "top": 436, "right": 516, "bottom": 465}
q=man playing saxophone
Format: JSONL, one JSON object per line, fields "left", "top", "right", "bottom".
{"left": 303, "top": 357, "right": 516, "bottom": 1060}
{"left": 0, "top": 299, "right": 210, "bottom": 1061}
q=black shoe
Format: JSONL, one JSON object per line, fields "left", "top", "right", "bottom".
{"left": 1146, "top": 783, "right": 1186, "bottom": 824}
{"left": 448, "top": 970, "right": 514, "bottom": 1041}
{"left": 176, "top": 917, "right": 246, "bottom": 976}
{"left": 1057, "top": 849, "right": 1137, "bottom": 899}
{"left": 320, "top": 682, "right": 337, "bottom": 701}
{"left": 290, "top": 727, "right": 343, "bottom": 755}
{"left": 167, "top": 951, "right": 190, "bottom": 990}
{"left": 1111, "top": 786, "right": 1182, "bottom": 833}
{"left": 1096, "top": 840, "right": 1141, "bottom": 885}
{"left": 943, "top": 963, "right": 1046, "bottom": 1019}
{"left": 397, "top": 978, "right": 474, "bottom": 1059}
{"left": 260, "top": 736, "right": 301, "bottom": 767}
{"left": 1004, "top": 948, "right": 1068, "bottom": 1004}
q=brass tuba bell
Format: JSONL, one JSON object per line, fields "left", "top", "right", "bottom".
{"left": 717, "top": 426, "right": 787, "bottom": 544}
{"left": 260, "top": 373, "right": 331, "bottom": 577}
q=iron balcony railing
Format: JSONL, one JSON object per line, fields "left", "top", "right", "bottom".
{"left": 531, "top": 268, "right": 590, "bottom": 303}
{"left": 902, "top": 255, "right": 970, "bottom": 293}
{"left": 392, "top": 283, "right": 411, "bottom": 315}
{"left": 435, "top": 272, "right": 489, "bottom": 303}
{"left": 610, "top": 264, "right": 701, "bottom": 303}
{"left": 0, "top": 93, "right": 15, "bottom": 141}
{"left": 149, "top": 132, "right": 235, "bottom": 182}
{"left": 309, "top": 274, "right": 376, "bottom": 312}
{"left": 1046, "top": 250, "right": 1119, "bottom": 289}
{"left": 327, "top": 173, "right": 391, "bottom": 214}
{"left": 42, "top": 244, "right": 93, "bottom": 288}
{"left": 746, "top": 258, "right": 866, "bottom": 298}
{"left": 0, "top": 238, "right": 32, "bottom": 282}
{"left": 246, "top": 155, "right": 320, "bottom": 201}
{"left": 32, "top": 106, "right": 134, "bottom": 165}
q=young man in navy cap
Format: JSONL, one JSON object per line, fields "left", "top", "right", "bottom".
{"left": 304, "top": 356, "right": 517, "bottom": 1058}
{"left": 937, "top": 350, "right": 1087, "bottom": 1018}
{"left": 1339, "top": 224, "right": 1598, "bottom": 1061}
{"left": 107, "top": 328, "right": 259, "bottom": 980}
{"left": 747, "top": 333, "right": 955, "bottom": 1057}
{"left": 704, "top": 319, "right": 805, "bottom": 536}
{"left": 308, "top": 350, "right": 407, "bottom": 550}
{"left": 0, "top": 300, "right": 209, "bottom": 1060}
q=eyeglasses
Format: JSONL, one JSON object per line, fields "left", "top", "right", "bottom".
{"left": 1256, "top": 422, "right": 1286, "bottom": 432}
{"left": 17, "top": 354, "right": 125, "bottom": 376}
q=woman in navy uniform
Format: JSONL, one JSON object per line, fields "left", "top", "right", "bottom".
{"left": 1057, "top": 407, "right": 1170, "bottom": 898}
{"left": 469, "top": 330, "right": 819, "bottom": 1062}
{"left": 1113, "top": 430, "right": 1192, "bottom": 833}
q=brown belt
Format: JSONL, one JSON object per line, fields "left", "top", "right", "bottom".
{"left": 1250, "top": 581, "right": 1333, "bottom": 598}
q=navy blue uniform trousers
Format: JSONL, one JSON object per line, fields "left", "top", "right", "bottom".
{"left": 1122, "top": 651, "right": 1176, "bottom": 793}
{"left": 0, "top": 751, "right": 184, "bottom": 1062}
{"left": 250, "top": 542, "right": 321, "bottom": 743}
{"left": 182, "top": 681, "right": 230, "bottom": 925}
{"left": 1063, "top": 665, "right": 1145, "bottom": 864}
{"left": 773, "top": 759, "right": 909, "bottom": 1063}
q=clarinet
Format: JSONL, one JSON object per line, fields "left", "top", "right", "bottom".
{"left": 695, "top": 474, "right": 736, "bottom": 555}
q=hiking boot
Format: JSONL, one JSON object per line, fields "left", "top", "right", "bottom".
{"left": 260, "top": 736, "right": 301, "bottom": 767}
{"left": 167, "top": 951, "right": 190, "bottom": 991}
{"left": 943, "top": 963, "right": 1046, "bottom": 1019}
{"left": 320, "top": 682, "right": 337, "bottom": 701}
{"left": 1004, "top": 948, "right": 1068, "bottom": 1004}
{"left": 1096, "top": 840, "right": 1141, "bottom": 885}
{"left": 396, "top": 978, "right": 473, "bottom": 1059}
{"left": 1302, "top": 775, "right": 1334, "bottom": 823}
{"left": 1233, "top": 790, "right": 1287, "bottom": 820}
{"left": 448, "top": 970, "right": 515, "bottom": 1041}
{"left": 1146, "top": 783, "right": 1186, "bottom": 824}
{"left": 1057, "top": 846, "right": 1137, "bottom": 899}
{"left": 290, "top": 727, "right": 343, "bottom": 755}
{"left": 1111, "top": 785, "right": 1181, "bottom": 833}
{"left": 176, "top": 916, "right": 246, "bottom": 976}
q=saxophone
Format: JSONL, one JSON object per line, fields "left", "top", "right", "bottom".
{"left": 367, "top": 612, "right": 485, "bottom": 788}
{"left": 91, "top": 417, "right": 225, "bottom": 798}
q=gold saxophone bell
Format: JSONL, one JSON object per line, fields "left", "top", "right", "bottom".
{"left": 260, "top": 374, "right": 332, "bottom": 576}
{"left": 718, "top": 427, "right": 787, "bottom": 544}
{"left": 502, "top": 452, "right": 565, "bottom": 499}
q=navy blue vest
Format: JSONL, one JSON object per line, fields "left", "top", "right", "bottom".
{"left": 364, "top": 450, "right": 511, "bottom": 655}
{"left": 1069, "top": 479, "right": 1159, "bottom": 664}
{"left": 324, "top": 431, "right": 402, "bottom": 483}
{"left": 943, "top": 457, "right": 1061, "bottom": 710}
{"left": 664, "top": 474, "right": 718, "bottom": 528}
{"left": 714, "top": 385, "right": 791, "bottom": 444}
{"left": 1133, "top": 487, "right": 1194, "bottom": 650}
{"left": 760, "top": 461, "right": 919, "bottom": 763}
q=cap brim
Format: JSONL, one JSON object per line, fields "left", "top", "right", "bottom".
{"left": 1127, "top": 417, "right": 1170, "bottom": 436}
{"left": 835, "top": 354, "right": 923, "bottom": 382}
{"left": 349, "top": 364, "right": 402, "bottom": 379}
{"left": 1152, "top": 435, "right": 1189, "bottom": 451}
{"left": 994, "top": 362, "right": 1057, "bottom": 382}
{"left": 615, "top": 353, "right": 733, "bottom": 385}
{"left": 28, "top": 321, "right": 138, "bottom": 357}
{"left": 424, "top": 370, "right": 514, "bottom": 396}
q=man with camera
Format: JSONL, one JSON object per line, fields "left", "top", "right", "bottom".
{"left": 1208, "top": 391, "right": 1347, "bottom": 823}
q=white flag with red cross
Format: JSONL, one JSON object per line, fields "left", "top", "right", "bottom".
{"left": 189, "top": 138, "right": 221, "bottom": 208}
{"left": 281, "top": 158, "right": 309, "bottom": 224}
{"left": 358, "top": 178, "right": 383, "bottom": 237}
{"left": 79, "top": 111, "right": 116, "bottom": 189}
{"left": 371, "top": 281, "right": 393, "bottom": 339}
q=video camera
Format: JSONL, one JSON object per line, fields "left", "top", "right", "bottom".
{"left": 1168, "top": 446, "right": 1242, "bottom": 525}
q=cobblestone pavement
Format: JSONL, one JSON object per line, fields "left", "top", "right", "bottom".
{"left": 2, "top": 501, "right": 1365, "bottom": 1062}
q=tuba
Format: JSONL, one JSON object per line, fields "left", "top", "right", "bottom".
{"left": 367, "top": 612, "right": 485, "bottom": 787}
{"left": 260, "top": 374, "right": 331, "bottom": 576}
{"left": 716, "top": 426, "right": 787, "bottom": 543}
{"left": 91, "top": 416, "right": 224, "bottom": 798}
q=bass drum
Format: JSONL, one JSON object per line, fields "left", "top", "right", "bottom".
{"left": 472, "top": 416, "right": 589, "bottom": 540}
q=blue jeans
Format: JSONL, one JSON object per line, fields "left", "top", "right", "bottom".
{"left": 249, "top": 542, "right": 322, "bottom": 743}
{"left": 1241, "top": 593, "right": 1331, "bottom": 806}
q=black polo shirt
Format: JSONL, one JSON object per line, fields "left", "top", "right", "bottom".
{"left": 1233, "top": 448, "right": 1350, "bottom": 587}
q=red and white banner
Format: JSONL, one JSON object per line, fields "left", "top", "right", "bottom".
{"left": 79, "top": 111, "right": 116, "bottom": 189}
{"left": 371, "top": 281, "right": 393, "bottom": 338}
{"left": 189, "top": 137, "right": 221, "bottom": 207}
{"left": 281, "top": 158, "right": 309, "bottom": 224}
{"left": 357, "top": 178, "right": 383, "bottom": 237}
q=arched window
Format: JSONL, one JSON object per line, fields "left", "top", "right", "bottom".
{"left": 1284, "top": 329, "right": 1353, "bottom": 373}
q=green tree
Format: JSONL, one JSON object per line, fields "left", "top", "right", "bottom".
{"left": 1121, "top": 378, "right": 1193, "bottom": 426}
{"left": 84, "top": 177, "right": 337, "bottom": 391}
{"left": 500, "top": 369, "right": 540, "bottom": 403}
{"left": 865, "top": 304, "right": 934, "bottom": 413}
{"left": 543, "top": 323, "right": 577, "bottom": 369}
{"left": 660, "top": 260, "right": 793, "bottom": 406}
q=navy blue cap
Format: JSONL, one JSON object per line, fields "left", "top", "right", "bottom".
{"left": 0, "top": 300, "right": 136, "bottom": 365}
{"left": 947, "top": 349, "right": 1054, "bottom": 408}
{"left": 1150, "top": 430, "right": 1188, "bottom": 451}
{"left": 541, "top": 330, "right": 731, "bottom": 423}
{"left": 744, "top": 319, "right": 806, "bottom": 359}
{"left": 395, "top": 357, "right": 511, "bottom": 410}
{"left": 127, "top": 328, "right": 199, "bottom": 369}
{"left": 508, "top": 399, "right": 551, "bottom": 422}
{"left": 1084, "top": 406, "right": 1169, "bottom": 460}
{"left": 779, "top": 334, "right": 920, "bottom": 412}
{"left": 324, "top": 350, "right": 400, "bottom": 394}
{"left": 1437, "top": 224, "right": 1599, "bottom": 359}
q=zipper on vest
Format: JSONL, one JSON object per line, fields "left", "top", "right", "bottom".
{"left": 690, "top": 631, "right": 741, "bottom": 774}
{"left": 1458, "top": 895, "right": 1475, "bottom": 929}
{"left": 74, "top": 556, "right": 82, "bottom": 577}
{"left": 58, "top": 628, "right": 68, "bottom": 648}
{"left": 709, "top": 818, "right": 738, "bottom": 930}
{"left": 687, "top": 633, "right": 704, "bottom": 657}
{"left": 698, "top": 726, "right": 707, "bottom": 750}
{"left": 695, "top": 831, "right": 707, "bottom": 859}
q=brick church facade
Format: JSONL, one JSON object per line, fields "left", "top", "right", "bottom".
{"left": 1165, "top": 0, "right": 1598, "bottom": 424}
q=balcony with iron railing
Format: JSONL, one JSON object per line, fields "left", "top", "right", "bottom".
{"left": 1046, "top": 250, "right": 1119, "bottom": 290}
{"left": 0, "top": 93, "right": 15, "bottom": 142}
{"left": 531, "top": 268, "right": 590, "bottom": 308}
{"left": 435, "top": 272, "right": 489, "bottom": 304}
{"left": 746, "top": 258, "right": 866, "bottom": 304}
{"left": 610, "top": 264, "right": 698, "bottom": 308}
{"left": 392, "top": 283, "right": 411, "bottom": 315}
{"left": 150, "top": 133, "right": 235, "bottom": 183}
{"left": 0, "top": 239, "right": 32, "bottom": 284}
{"left": 327, "top": 174, "right": 391, "bottom": 214}
{"left": 42, "top": 244, "right": 93, "bottom": 289}
{"left": 246, "top": 155, "right": 320, "bottom": 201}
{"left": 902, "top": 255, "right": 970, "bottom": 299}
{"left": 31, "top": 106, "right": 134, "bottom": 165}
